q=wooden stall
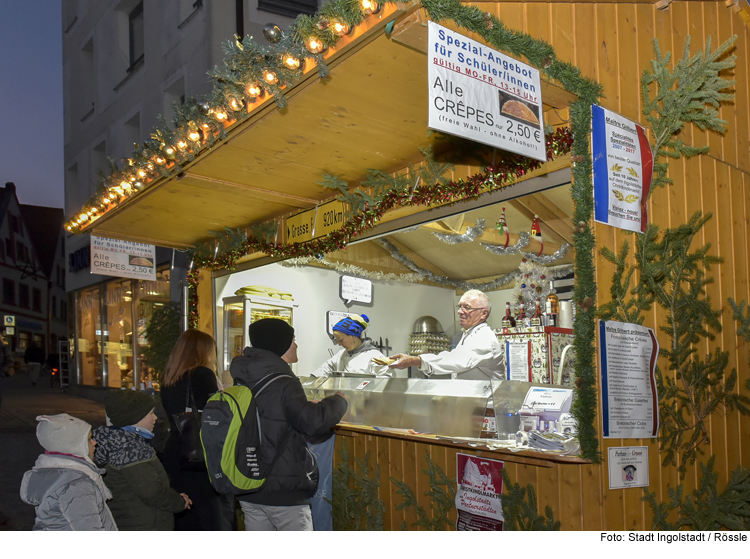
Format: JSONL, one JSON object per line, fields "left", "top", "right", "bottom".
{"left": 75, "top": 1, "right": 750, "bottom": 530}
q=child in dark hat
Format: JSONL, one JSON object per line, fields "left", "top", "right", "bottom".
{"left": 93, "top": 390, "right": 191, "bottom": 530}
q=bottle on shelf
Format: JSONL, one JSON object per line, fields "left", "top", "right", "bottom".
{"left": 546, "top": 281, "right": 560, "bottom": 327}
{"left": 531, "top": 298, "right": 542, "bottom": 327}
{"left": 501, "top": 301, "right": 516, "bottom": 328}
{"left": 515, "top": 301, "right": 526, "bottom": 327}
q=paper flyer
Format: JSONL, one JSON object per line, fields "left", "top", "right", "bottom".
{"left": 455, "top": 453, "right": 504, "bottom": 531}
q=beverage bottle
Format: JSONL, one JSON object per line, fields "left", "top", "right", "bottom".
{"left": 501, "top": 301, "right": 516, "bottom": 328}
{"left": 515, "top": 301, "right": 526, "bottom": 326}
{"left": 546, "top": 281, "right": 560, "bottom": 327}
{"left": 480, "top": 404, "right": 497, "bottom": 439}
{"left": 531, "top": 298, "right": 542, "bottom": 326}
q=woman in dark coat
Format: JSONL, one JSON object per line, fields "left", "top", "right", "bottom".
{"left": 160, "top": 329, "right": 236, "bottom": 530}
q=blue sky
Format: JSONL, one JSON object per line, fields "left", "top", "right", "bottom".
{"left": 0, "top": 1, "right": 64, "bottom": 209}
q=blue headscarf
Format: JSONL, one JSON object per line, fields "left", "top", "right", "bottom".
{"left": 333, "top": 314, "right": 369, "bottom": 338}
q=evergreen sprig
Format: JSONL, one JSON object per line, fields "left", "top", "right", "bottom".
{"left": 330, "top": 439, "right": 385, "bottom": 531}
{"left": 500, "top": 468, "right": 561, "bottom": 531}
{"left": 642, "top": 35, "right": 737, "bottom": 195}
{"left": 390, "top": 452, "right": 456, "bottom": 531}
{"left": 643, "top": 456, "right": 750, "bottom": 530}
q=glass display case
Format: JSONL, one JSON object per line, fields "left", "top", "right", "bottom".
{"left": 222, "top": 295, "right": 297, "bottom": 373}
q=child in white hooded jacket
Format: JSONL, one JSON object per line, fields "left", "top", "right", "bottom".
{"left": 20, "top": 413, "right": 117, "bottom": 530}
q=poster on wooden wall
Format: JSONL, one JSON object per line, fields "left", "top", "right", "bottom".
{"left": 599, "top": 320, "right": 659, "bottom": 439}
{"left": 427, "top": 22, "right": 546, "bottom": 161}
{"left": 607, "top": 446, "right": 650, "bottom": 490}
{"left": 592, "top": 105, "right": 654, "bottom": 233}
{"left": 455, "top": 453, "right": 504, "bottom": 531}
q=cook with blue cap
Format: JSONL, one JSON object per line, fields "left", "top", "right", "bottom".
{"left": 312, "top": 314, "right": 392, "bottom": 378}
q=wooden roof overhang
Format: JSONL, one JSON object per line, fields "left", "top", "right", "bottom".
{"left": 85, "top": 3, "right": 577, "bottom": 252}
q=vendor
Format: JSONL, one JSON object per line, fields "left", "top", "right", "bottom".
{"left": 390, "top": 289, "right": 503, "bottom": 380}
{"left": 312, "top": 314, "right": 391, "bottom": 378}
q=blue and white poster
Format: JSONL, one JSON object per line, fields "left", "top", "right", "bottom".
{"left": 599, "top": 320, "right": 659, "bottom": 439}
{"left": 592, "top": 106, "right": 654, "bottom": 233}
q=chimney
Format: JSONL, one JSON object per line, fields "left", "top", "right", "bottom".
{"left": 4, "top": 182, "right": 15, "bottom": 194}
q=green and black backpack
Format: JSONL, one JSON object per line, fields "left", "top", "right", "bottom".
{"left": 200, "top": 373, "right": 285, "bottom": 495}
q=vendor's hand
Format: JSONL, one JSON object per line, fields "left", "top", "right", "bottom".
{"left": 389, "top": 354, "right": 420, "bottom": 369}
{"left": 334, "top": 391, "right": 346, "bottom": 400}
{"left": 180, "top": 493, "right": 193, "bottom": 510}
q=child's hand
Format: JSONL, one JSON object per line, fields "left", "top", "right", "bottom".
{"left": 180, "top": 493, "right": 193, "bottom": 510}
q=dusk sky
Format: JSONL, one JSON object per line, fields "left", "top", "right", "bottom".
{"left": 0, "top": 1, "right": 64, "bottom": 210}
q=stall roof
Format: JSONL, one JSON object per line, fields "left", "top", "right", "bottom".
{"left": 88, "top": 4, "right": 577, "bottom": 250}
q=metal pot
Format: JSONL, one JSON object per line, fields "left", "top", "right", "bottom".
{"left": 412, "top": 316, "right": 444, "bottom": 334}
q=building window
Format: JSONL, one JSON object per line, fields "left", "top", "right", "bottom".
{"left": 2, "top": 279, "right": 15, "bottom": 305}
{"left": 0, "top": 242, "right": 4, "bottom": 261}
{"left": 128, "top": 2, "right": 144, "bottom": 70}
{"left": 257, "top": 0, "right": 317, "bottom": 19}
{"left": 33, "top": 288, "right": 42, "bottom": 312}
{"left": 61, "top": 301, "right": 68, "bottom": 321}
{"left": 5, "top": 239, "right": 14, "bottom": 260}
{"left": 19, "top": 284, "right": 29, "bottom": 308}
{"left": 8, "top": 214, "right": 19, "bottom": 233}
{"left": 52, "top": 296, "right": 57, "bottom": 318}
{"left": 16, "top": 241, "right": 25, "bottom": 263}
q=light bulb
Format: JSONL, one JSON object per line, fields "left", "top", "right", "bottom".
{"left": 214, "top": 110, "right": 228, "bottom": 121}
{"left": 138, "top": 169, "right": 147, "bottom": 178}
{"left": 361, "top": 0, "right": 380, "bottom": 14}
{"left": 305, "top": 36, "right": 325, "bottom": 54}
{"left": 177, "top": 140, "right": 188, "bottom": 150}
{"left": 227, "top": 97, "right": 243, "bottom": 112}
{"left": 245, "top": 81, "right": 263, "bottom": 97}
{"left": 188, "top": 130, "right": 201, "bottom": 142}
{"left": 331, "top": 19, "right": 351, "bottom": 36}
{"left": 262, "top": 69, "right": 278, "bottom": 84}
{"left": 120, "top": 180, "right": 131, "bottom": 190}
{"left": 282, "top": 55, "right": 301, "bottom": 70}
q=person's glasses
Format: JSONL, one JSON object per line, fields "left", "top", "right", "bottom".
{"left": 456, "top": 304, "right": 483, "bottom": 312}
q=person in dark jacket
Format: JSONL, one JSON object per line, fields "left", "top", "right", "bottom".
{"left": 230, "top": 318, "right": 347, "bottom": 531}
{"left": 93, "top": 390, "right": 191, "bottom": 530}
{"left": 160, "top": 329, "right": 236, "bottom": 530}
{"left": 0, "top": 336, "right": 13, "bottom": 410}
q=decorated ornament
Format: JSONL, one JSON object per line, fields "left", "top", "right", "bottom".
{"left": 496, "top": 207, "right": 509, "bottom": 248}
{"left": 262, "top": 23, "right": 282, "bottom": 43}
{"left": 484, "top": 12, "right": 494, "bottom": 30}
{"left": 530, "top": 214, "right": 543, "bottom": 256}
{"left": 197, "top": 101, "right": 210, "bottom": 115}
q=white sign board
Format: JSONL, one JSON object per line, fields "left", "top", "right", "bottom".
{"left": 592, "top": 105, "right": 654, "bottom": 233}
{"left": 521, "top": 386, "right": 573, "bottom": 414}
{"left": 600, "top": 320, "right": 659, "bottom": 438}
{"left": 427, "top": 21, "right": 546, "bottom": 161}
{"left": 91, "top": 236, "right": 156, "bottom": 281}
{"left": 608, "top": 446, "right": 649, "bottom": 490}
{"left": 339, "top": 276, "right": 372, "bottom": 305}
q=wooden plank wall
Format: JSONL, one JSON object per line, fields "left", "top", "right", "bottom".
{"left": 332, "top": 1, "right": 750, "bottom": 531}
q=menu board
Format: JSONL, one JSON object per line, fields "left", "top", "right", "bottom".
{"left": 600, "top": 320, "right": 660, "bottom": 438}
{"left": 339, "top": 276, "right": 372, "bottom": 304}
{"left": 91, "top": 235, "right": 156, "bottom": 281}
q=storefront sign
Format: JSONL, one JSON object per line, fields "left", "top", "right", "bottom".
{"left": 17, "top": 319, "right": 43, "bottom": 332}
{"left": 608, "top": 446, "right": 650, "bottom": 490}
{"left": 90, "top": 236, "right": 156, "bottom": 281}
{"left": 339, "top": 276, "right": 372, "bottom": 305}
{"left": 455, "top": 453, "right": 504, "bottom": 531}
{"left": 428, "top": 22, "right": 546, "bottom": 161}
{"left": 600, "top": 320, "right": 659, "bottom": 438}
{"left": 592, "top": 105, "right": 654, "bottom": 233}
{"left": 286, "top": 200, "right": 346, "bottom": 244}
{"left": 68, "top": 244, "right": 91, "bottom": 272}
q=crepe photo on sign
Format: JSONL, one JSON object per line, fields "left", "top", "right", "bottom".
{"left": 128, "top": 255, "right": 154, "bottom": 267}
{"left": 498, "top": 92, "right": 541, "bottom": 129}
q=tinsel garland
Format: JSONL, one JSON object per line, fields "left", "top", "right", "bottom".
{"left": 281, "top": 256, "right": 426, "bottom": 283}
{"left": 483, "top": 239, "right": 571, "bottom": 264}
{"left": 432, "top": 219, "right": 485, "bottom": 244}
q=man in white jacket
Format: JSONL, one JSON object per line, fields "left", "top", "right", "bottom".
{"left": 390, "top": 289, "right": 503, "bottom": 380}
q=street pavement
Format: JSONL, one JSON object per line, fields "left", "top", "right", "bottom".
{"left": 0, "top": 371, "right": 105, "bottom": 531}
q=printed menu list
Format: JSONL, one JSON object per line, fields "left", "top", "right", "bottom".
{"left": 599, "top": 320, "right": 659, "bottom": 438}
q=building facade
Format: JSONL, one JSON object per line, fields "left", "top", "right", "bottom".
{"left": 0, "top": 182, "right": 67, "bottom": 369}
{"left": 62, "top": 0, "right": 324, "bottom": 389}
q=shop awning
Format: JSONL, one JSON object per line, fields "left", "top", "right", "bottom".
{"left": 87, "top": 5, "right": 576, "bottom": 251}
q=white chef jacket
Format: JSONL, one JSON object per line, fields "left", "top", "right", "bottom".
{"left": 418, "top": 322, "right": 503, "bottom": 380}
{"left": 312, "top": 339, "right": 392, "bottom": 378}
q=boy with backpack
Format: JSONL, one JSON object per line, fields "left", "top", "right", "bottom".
{"left": 227, "top": 318, "right": 347, "bottom": 531}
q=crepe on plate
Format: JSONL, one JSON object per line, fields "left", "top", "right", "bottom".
{"left": 371, "top": 357, "right": 397, "bottom": 366}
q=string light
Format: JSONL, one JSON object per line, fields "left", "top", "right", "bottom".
{"left": 245, "top": 81, "right": 263, "bottom": 98}
{"left": 331, "top": 19, "right": 351, "bottom": 36}
{"left": 214, "top": 109, "right": 228, "bottom": 121}
{"left": 262, "top": 69, "right": 279, "bottom": 85}
{"left": 361, "top": 0, "right": 380, "bottom": 15}
{"left": 305, "top": 36, "right": 325, "bottom": 54}
{"left": 282, "top": 54, "right": 301, "bottom": 70}
{"left": 188, "top": 129, "right": 201, "bottom": 142}
{"left": 227, "top": 96, "right": 243, "bottom": 112}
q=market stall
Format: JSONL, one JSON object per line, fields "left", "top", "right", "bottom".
{"left": 69, "top": 0, "right": 750, "bottom": 531}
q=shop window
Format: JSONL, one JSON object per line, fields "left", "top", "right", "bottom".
{"left": 19, "top": 284, "right": 29, "bottom": 308}
{"left": 2, "top": 279, "right": 14, "bottom": 305}
{"left": 135, "top": 266, "right": 171, "bottom": 387}
{"left": 76, "top": 286, "right": 102, "bottom": 387}
{"left": 128, "top": 2, "right": 144, "bottom": 71}
{"left": 257, "top": 0, "right": 317, "bottom": 19}
{"left": 102, "top": 279, "right": 134, "bottom": 389}
{"left": 32, "top": 288, "right": 41, "bottom": 312}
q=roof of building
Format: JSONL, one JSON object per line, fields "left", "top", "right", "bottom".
{"left": 19, "top": 204, "right": 64, "bottom": 278}
{"left": 0, "top": 182, "right": 17, "bottom": 228}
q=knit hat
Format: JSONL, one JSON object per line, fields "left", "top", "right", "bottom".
{"left": 249, "top": 318, "right": 295, "bottom": 357}
{"left": 333, "top": 314, "right": 369, "bottom": 338}
{"left": 104, "top": 389, "right": 155, "bottom": 428}
{"left": 36, "top": 414, "right": 92, "bottom": 461}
